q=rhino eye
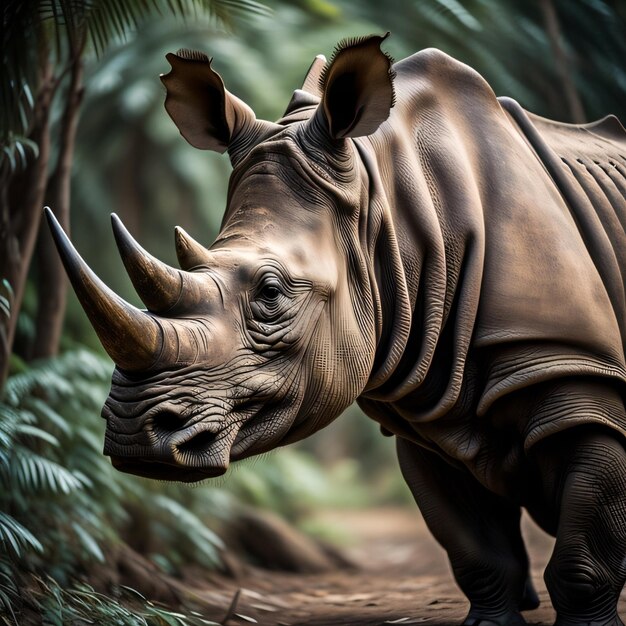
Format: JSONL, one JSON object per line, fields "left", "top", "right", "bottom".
{"left": 256, "top": 276, "right": 285, "bottom": 304}
{"left": 261, "top": 285, "right": 281, "bottom": 301}
{"left": 250, "top": 277, "right": 289, "bottom": 322}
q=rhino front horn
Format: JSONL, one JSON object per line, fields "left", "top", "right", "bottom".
{"left": 45, "top": 207, "right": 163, "bottom": 371}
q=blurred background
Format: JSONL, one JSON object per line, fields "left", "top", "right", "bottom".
{"left": 1, "top": 0, "right": 625, "bottom": 623}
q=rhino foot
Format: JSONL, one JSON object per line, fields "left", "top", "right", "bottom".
{"left": 463, "top": 611, "right": 527, "bottom": 626}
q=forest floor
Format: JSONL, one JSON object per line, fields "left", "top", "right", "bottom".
{"left": 174, "top": 506, "right": 626, "bottom": 626}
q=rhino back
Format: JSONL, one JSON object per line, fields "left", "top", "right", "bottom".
{"left": 501, "top": 99, "right": 626, "bottom": 339}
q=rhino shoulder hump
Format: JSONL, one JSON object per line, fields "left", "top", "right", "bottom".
{"left": 394, "top": 48, "right": 497, "bottom": 104}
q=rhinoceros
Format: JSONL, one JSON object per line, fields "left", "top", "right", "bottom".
{"left": 46, "top": 34, "right": 626, "bottom": 626}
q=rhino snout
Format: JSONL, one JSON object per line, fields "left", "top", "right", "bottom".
{"left": 102, "top": 403, "right": 238, "bottom": 482}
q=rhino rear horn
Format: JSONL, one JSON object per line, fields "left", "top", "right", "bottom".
{"left": 174, "top": 226, "right": 210, "bottom": 271}
{"left": 45, "top": 207, "right": 163, "bottom": 372}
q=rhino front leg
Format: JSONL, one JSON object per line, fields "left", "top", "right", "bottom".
{"left": 531, "top": 427, "right": 626, "bottom": 626}
{"left": 396, "top": 437, "right": 537, "bottom": 625}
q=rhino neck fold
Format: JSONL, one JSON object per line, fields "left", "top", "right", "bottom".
{"left": 355, "top": 129, "right": 485, "bottom": 424}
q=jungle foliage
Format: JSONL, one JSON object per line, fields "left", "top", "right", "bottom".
{"left": 0, "top": 349, "right": 221, "bottom": 622}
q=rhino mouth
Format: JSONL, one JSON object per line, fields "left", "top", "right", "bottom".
{"left": 109, "top": 456, "right": 225, "bottom": 483}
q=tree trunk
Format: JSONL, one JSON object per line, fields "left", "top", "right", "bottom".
{"left": 32, "top": 57, "right": 84, "bottom": 359}
{"left": 0, "top": 60, "right": 54, "bottom": 388}
{"left": 539, "top": 0, "right": 586, "bottom": 124}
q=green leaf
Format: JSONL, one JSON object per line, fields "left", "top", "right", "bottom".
{"left": 71, "top": 522, "right": 105, "bottom": 563}
{"left": 1, "top": 147, "right": 15, "bottom": 172}
{"left": 23, "top": 397, "right": 72, "bottom": 436}
{"left": 0, "top": 296, "right": 10, "bottom": 319}
{"left": 152, "top": 494, "right": 224, "bottom": 566}
{"left": 118, "top": 585, "right": 147, "bottom": 601}
{"left": 77, "top": 426, "right": 103, "bottom": 451}
{"left": 0, "top": 280, "right": 13, "bottom": 299}
{"left": 427, "top": 0, "right": 483, "bottom": 31}
{"left": 0, "top": 588, "right": 18, "bottom": 623}
{"left": 0, "top": 512, "right": 43, "bottom": 557}
{"left": 72, "top": 469, "right": 94, "bottom": 489}
{"left": 143, "top": 605, "right": 185, "bottom": 626}
{"left": 11, "top": 449, "right": 84, "bottom": 494}
{"left": 15, "top": 423, "right": 60, "bottom": 447}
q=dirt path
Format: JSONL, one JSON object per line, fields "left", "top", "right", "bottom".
{"left": 188, "top": 507, "right": 626, "bottom": 625}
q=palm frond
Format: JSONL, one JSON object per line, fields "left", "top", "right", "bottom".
{"left": 9, "top": 448, "right": 84, "bottom": 494}
{"left": 152, "top": 494, "right": 224, "bottom": 567}
{"left": 3, "top": 349, "right": 108, "bottom": 405}
{"left": 0, "top": 134, "right": 39, "bottom": 173}
{"left": 0, "top": 512, "right": 44, "bottom": 557}
{"left": 71, "top": 521, "right": 105, "bottom": 563}
{"left": 15, "top": 423, "right": 60, "bottom": 447}
{"left": 37, "top": 579, "right": 149, "bottom": 625}
{"left": 0, "top": 556, "right": 20, "bottom": 624}
{"left": 23, "top": 397, "right": 72, "bottom": 436}
{"left": 1, "top": 0, "right": 271, "bottom": 145}
{"left": 0, "top": 2, "right": 40, "bottom": 143}
{"left": 0, "top": 405, "right": 20, "bottom": 441}
{"left": 0, "top": 280, "right": 13, "bottom": 321}
{"left": 431, "top": 0, "right": 482, "bottom": 31}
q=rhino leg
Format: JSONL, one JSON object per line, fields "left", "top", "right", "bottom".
{"left": 530, "top": 427, "right": 626, "bottom": 626}
{"left": 396, "top": 437, "right": 537, "bottom": 625}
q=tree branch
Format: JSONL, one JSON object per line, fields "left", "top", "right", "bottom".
{"left": 33, "top": 40, "right": 85, "bottom": 359}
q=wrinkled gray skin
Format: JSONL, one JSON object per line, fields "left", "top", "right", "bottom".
{"left": 49, "top": 35, "right": 626, "bottom": 626}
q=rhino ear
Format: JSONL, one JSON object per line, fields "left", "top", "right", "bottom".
{"left": 318, "top": 33, "right": 395, "bottom": 139}
{"left": 160, "top": 50, "right": 280, "bottom": 163}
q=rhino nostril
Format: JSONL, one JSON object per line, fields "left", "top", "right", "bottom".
{"left": 177, "top": 430, "right": 218, "bottom": 455}
{"left": 151, "top": 410, "right": 183, "bottom": 435}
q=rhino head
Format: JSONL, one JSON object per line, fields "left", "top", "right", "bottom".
{"left": 47, "top": 35, "right": 396, "bottom": 482}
